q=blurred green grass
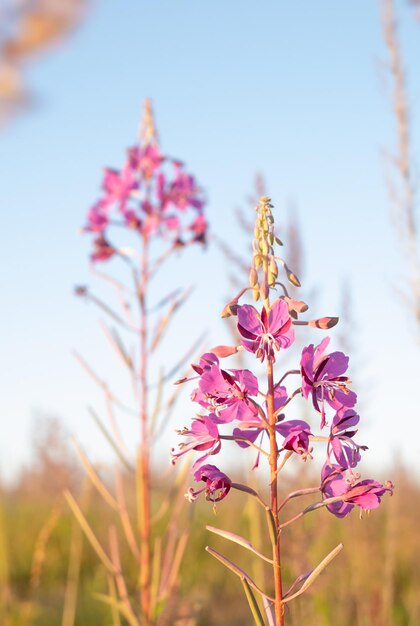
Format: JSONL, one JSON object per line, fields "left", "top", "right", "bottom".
{"left": 0, "top": 423, "right": 418, "bottom": 626}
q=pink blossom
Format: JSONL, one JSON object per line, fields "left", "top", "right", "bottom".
{"left": 276, "top": 420, "right": 312, "bottom": 457}
{"left": 186, "top": 464, "right": 231, "bottom": 502}
{"left": 321, "top": 463, "right": 393, "bottom": 518}
{"left": 237, "top": 298, "right": 295, "bottom": 362}
{"left": 128, "top": 144, "right": 163, "bottom": 179}
{"left": 172, "top": 415, "right": 220, "bottom": 470}
{"left": 84, "top": 200, "right": 109, "bottom": 233}
{"left": 90, "top": 236, "right": 116, "bottom": 263}
{"left": 102, "top": 165, "right": 138, "bottom": 209}
{"left": 328, "top": 407, "right": 367, "bottom": 469}
{"left": 168, "top": 166, "right": 204, "bottom": 210}
{"left": 191, "top": 353, "right": 259, "bottom": 423}
{"left": 190, "top": 213, "right": 207, "bottom": 244}
{"left": 300, "top": 337, "right": 356, "bottom": 428}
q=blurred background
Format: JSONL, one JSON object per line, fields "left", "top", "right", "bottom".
{"left": 1, "top": 1, "right": 419, "bottom": 625}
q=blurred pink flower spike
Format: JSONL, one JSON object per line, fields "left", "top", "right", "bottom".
{"left": 300, "top": 337, "right": 357, "bottom": 428}
{"left": 237, "top": 298, "right": 295, "bottom": 362}
{"left": 321, "top": 463, "right": 393, "bottom": 518}
{"left": 82, "top": 104, "right": 207, "bottom": 262}
{"left": 186, "top": 464, "right": 232, "bottom": 502}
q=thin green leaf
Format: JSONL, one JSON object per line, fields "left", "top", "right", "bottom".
{"left": 283, "top": 543, "right": 343, "bottom": 603}
{"left": 89, "top": 407, "right": 133, "bottom": 471}
{"left": 93, "top": 593, "right": 139, "bottom": 626}
{"left": 205, "top": 546, "right": 274, "bottom": 602}
{"left": 150, "top": 537, "right": 162, "bottom": 618}
{"left": 206, "top": 525, "right": 273, "bottom": 564}
{"left": 241, "top": 578, "right": 266, "bottom": 626}
{"left": 265, "top": 508, "right": 277, "bottom": 547}
{"left": 107, "top": 575, "right": 122, "bottom": 626}
{"left": 150, "top": 287, "right": 194, "bottom": 352}
{"left": 64, "top": 491, "right": 115, "bottom": 574}
{"left": 262, "top": 596, "right": 275, "bottom": 626}
{"left": 74, "top": 441, "right": 119, "bottom": 511}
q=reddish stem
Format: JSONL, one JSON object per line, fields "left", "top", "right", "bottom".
{"left": 138, "top": 233, "right": 152, "bottom": 625}
{"left": 266, "top": 359, "right": 284, "bottom": 626}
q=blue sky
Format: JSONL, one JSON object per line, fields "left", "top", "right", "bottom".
{"left": 1, "top": 0, "right": 419, "bottom": 481}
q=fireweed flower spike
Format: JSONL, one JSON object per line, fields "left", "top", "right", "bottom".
{"left": 83, "top": 101, "right": 206, "bottom": 261}
{"left": 174, "top": 195, "right": 392, "bottom": 626}
{"left": 71, "top": 99, "right": 208, "bottom": 626}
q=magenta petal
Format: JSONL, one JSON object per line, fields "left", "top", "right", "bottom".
{"left": 237, "top": 305, "right": 262, "bottom": 337}
{"left": 268, "top": 298, "right": 290, "bottom": 334}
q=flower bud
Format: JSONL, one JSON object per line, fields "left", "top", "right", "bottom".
{"left": 260, "top": 279, "right": 269, "bottom": 300}
{"left": 253, "top": 286, "right": 260, "bottom": 301}
{"left": 209, "top": 345, "right": 239, "bottom": 357}
{"left": 308, "top": 316, "right": 339, "bottom": 329}
{"left": 268, "top": 272, "right": 276, "bottom": 287}
{"left": 249, "top": 267, "right": 258, "bottom": 288}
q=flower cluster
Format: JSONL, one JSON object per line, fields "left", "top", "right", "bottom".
{"left": 173, "top": 196, "right": 392, "bottom": 519}
{"left": 83, "top": 101, "right": 207, "bottom": 262}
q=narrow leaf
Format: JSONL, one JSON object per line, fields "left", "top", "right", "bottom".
{"left": 93, "top": 593, "right": 139, "bottom": 626}
{"left": 206, "top": 526, "right": 273, "bottom": 564}
{"left": 205, "top": 546, "right": 274, "bottom": 602}
{"left": 101, "top": 324, "right": 134, "bottom": 370}
{"left": 241, "top": 578, "right": 266, "bottom": 626}
{"left": 263, "top": 596, "right": 275, "bottom": 626}
{"left": 64, "top": 491, "right": 115, "bottom": 575}
{"left": 89, "top": 408, "right": 134, "bottom": 471}
{"left": 150, "top": 287, "right": 194, "bottom": 352}
{"left": 283, "top": 543, "right": 343, "bottom": 603}
{"left": 74, "top": 442, "right": 119, "bottom": 511}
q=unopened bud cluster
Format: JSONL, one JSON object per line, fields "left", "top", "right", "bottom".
{"left": 250, "top": 196, "right": 280, "bottom": 302}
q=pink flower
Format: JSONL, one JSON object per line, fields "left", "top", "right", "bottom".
{"left": 102, "top": 165, "right": 138, "bottom": 209}
{"left": 300, "top": 337, "right": 357, "bottom": 428}
{"left": 128, "top": 144, "right": 163, "bottom": 180}
{"left": 328, "top": 408, "right": 367, "bottom": 469}
{"left": 172, "top": 415, "right": 221, "bottom": 470}
{"left": 276, "top": 420, "right": 312, "bottom": 458}
{"left": 186, "top": 464, "right": 231, "bottom": 502}
{"left": 168, "top": 167, "right": 204, "bottom": 210}
{"left": 190, "top": 213, "right": 207, "bottom": 244}
{"left": 84, "top": 200, "right": 109, "bottom": 233}
{"left": 90, "top": 236, "right": 116, "bottom": 263}
{"left": 321, "top": 463, "right": 393, "bottom": 518}
{"left": 191, "top": 353, "right": 259, "bottom": 423}
{"left": 237, "top": 298, "right": 295, "bottom": 362}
